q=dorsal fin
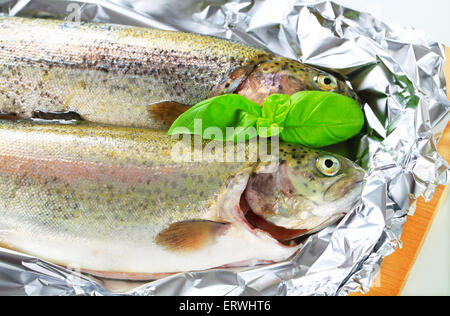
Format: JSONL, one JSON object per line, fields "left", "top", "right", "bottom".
{"left": 154, "top": 220, "right": 229, "bottom": 253}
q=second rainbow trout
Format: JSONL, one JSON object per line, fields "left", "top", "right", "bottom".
{"left": 0, "top": 120, "right": 364, "bottom": 278}
{"left": 0, "top": 17, "right": 357, "bottom": 128}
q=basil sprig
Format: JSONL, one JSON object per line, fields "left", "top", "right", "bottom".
{"left": 168, "top": 94, "right": 261, "bottom": 141}
{"left": 168, "top": 91, "right": 364, "bottom": 148}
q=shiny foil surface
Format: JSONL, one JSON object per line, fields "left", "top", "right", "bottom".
{"left": 0, "top": 0, "right": 449, "bottom": 296}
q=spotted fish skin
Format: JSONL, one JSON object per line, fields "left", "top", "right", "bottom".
{"left": 0, "top": 17, "right": 269, "bottom": 128}
{"left": 0, "top": 120, "right": 289, "bottom": 275}
{"left": 0, "top": 17, "right": 357, "bottom": 129}
{"left": 0, "top": 120, "right": 364, "bottom": 277}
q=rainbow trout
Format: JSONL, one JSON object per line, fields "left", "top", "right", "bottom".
{"left": 0, "top": 120, "right": 364, "bottom": 278}
{"left": 0, "top": 17, "right": 357, "bottom": 129}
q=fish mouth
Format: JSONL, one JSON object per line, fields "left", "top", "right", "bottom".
{"left": 237, "top": 177, "right": 363, "bottom": 244}
{"left": 238, "top": 190, "right": 310, "bottom": 245}
{"left": 323, "top": 174, "right": 364, "bottom": 202}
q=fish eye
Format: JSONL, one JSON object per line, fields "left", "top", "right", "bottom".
{"left": 316, "top": 155, "right": 341, "bottom": 176}
{"left": 314, "top": 74, "right": 338, "bottom": 91}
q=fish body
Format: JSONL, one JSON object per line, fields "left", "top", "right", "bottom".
{"left": 0, "top": 120, "right": 364, "bottom": 278}
{"left": 0, "top": 17, "right": 356, "bottom": 129}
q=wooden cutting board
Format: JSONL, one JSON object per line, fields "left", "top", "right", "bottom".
{"left": 351, "top": 46, "right": 450, "bottom": 296}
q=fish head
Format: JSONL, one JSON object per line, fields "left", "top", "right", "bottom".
{"left": 236, "top": 57, "right": 359, "bottom": 105}
{"left": 245, "top": 143, "right": 365, "bottom": 232}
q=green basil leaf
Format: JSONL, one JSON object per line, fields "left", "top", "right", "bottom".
{"left": 280, "top": 91, "right": 364, "bottom": 147}
{"left": 261, "top": 94, "right": 292, "bottom": 124}
{"left": 254, "top": 94, "right": 290, "bottom": 138}
{"left": 256, "top": 118, "right": 283, "bottom": 137}
{"left": 168, "top": 94, "right": 262, "bottom": 141}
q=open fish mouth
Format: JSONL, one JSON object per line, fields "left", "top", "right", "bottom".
{"left": 233, "top": 166, "right": 365, "bottom": 244}
{"left": 239, "top": 192, "right": 310, "bottom": 244}
{"left": 238, "top": 196, "right": 349, "bottom": 246}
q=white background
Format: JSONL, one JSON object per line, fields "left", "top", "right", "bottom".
{"left": 402, "top": 194, "right": 449, "bottom": 295}
{"left": 334, "top": 0, "right": 450, "bottom": 45}
{"left": 333, "top": 0, "right": 449, "bottom": 296}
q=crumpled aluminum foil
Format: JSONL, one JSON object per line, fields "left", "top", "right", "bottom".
{"left": 0, "top": 0, "right": 448, "bottom": 296}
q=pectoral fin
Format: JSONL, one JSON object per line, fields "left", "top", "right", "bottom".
{"left": 148, "top": 101, "right": 190, "bottom": 128}
{"left": 154, "top": 220, "right": 229, "bottom": 253}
